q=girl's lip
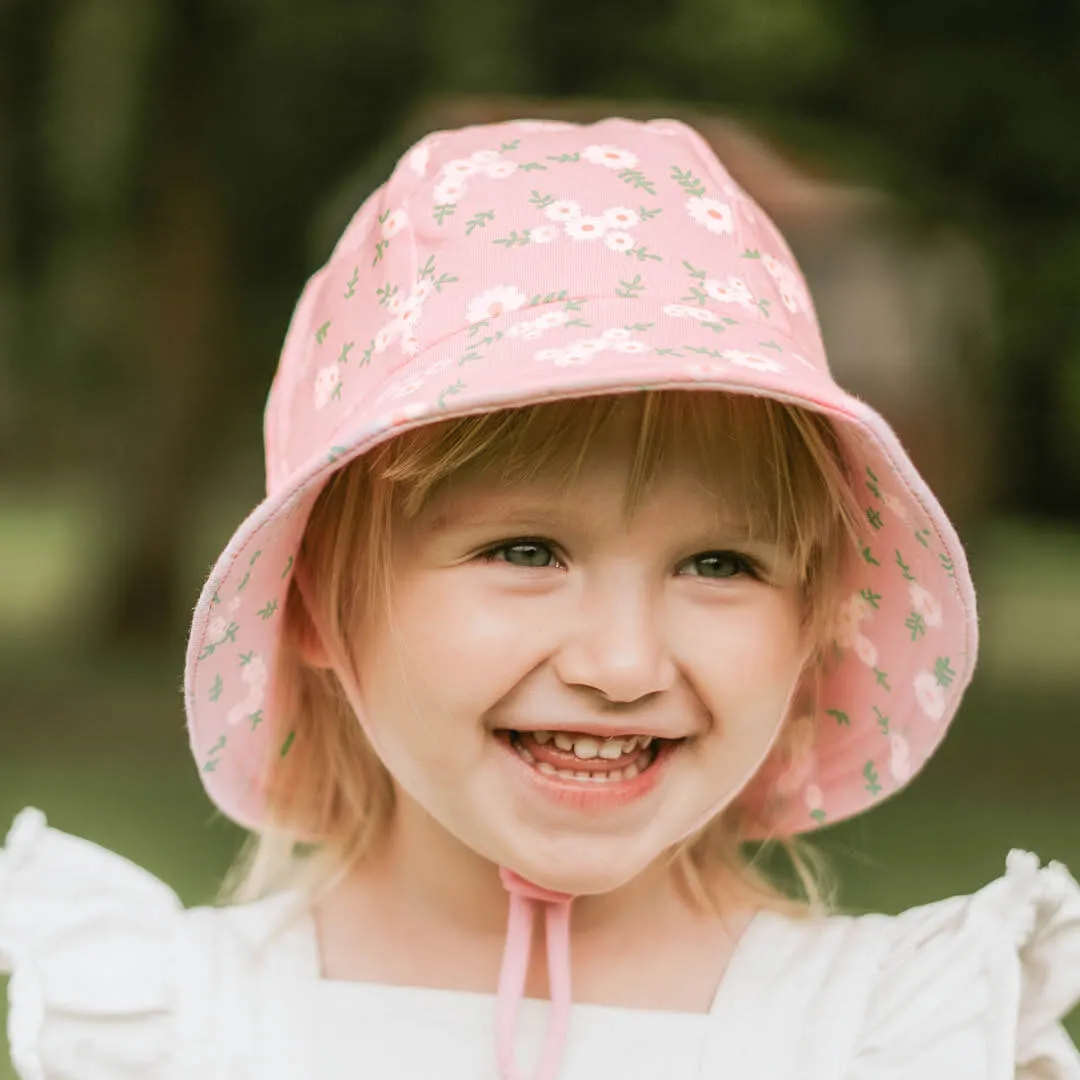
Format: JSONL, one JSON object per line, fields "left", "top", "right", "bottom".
{"left": 494, "top": 730, "right": 680, "bottom": 812}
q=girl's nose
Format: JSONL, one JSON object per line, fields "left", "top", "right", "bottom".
{"left": 552, "top": 576, "right": 677, "bottom": 704}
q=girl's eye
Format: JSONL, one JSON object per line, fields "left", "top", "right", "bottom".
{"left": 681, "top": 551, "right": 759, "bottom": 580}
{"left": 482, "top": 540, "right": 561, "bottom": 569}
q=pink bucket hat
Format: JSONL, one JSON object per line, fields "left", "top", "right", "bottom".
{"left": 185, "top": 116, "right": 976, "bottom": 838}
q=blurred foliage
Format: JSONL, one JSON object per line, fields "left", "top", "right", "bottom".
{"left": 2, "top": 0, "right": 1079, "bottom": 647}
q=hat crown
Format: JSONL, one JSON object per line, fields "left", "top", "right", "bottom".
{"left": 265, "top": 118, "right": 826, "bottom": 492}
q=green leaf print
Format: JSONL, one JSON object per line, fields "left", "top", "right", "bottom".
{"left": 741, "top": 248, "right": 761, "bottom": 259}
{"left": 518, "top": 162, "right": 547, "bottom": 171}
{"left": 628, "top": 244, "right": 662, "bottom": 262}
{"left": 654, "top": 347, "right": 685, "bottom": 357}
{"left": 682, "top": 260, "right": 707, "bottom": 280}
{"left": 493, "top": 229, "right": 531, "bottom": 247}
{"left": 861, "top": 545, "right": 881, "bottom": 566}
{"left": 681, "top": 285, "right": 708, "bottom": 306}
{"left": 546, "top": 152, "right": 580, "bottom": 163}
{"left": 433, "top": 203, "right": 456, "bottom": 225}
{"left": 500, "top": 139, "right": 520, "bottom": 151}
{"left": 895, "top": 550, "right": 916, "bottom": 581}
{"left": 344, "top": 267, "right": 359, "bottom": 299}
{"left": 528, "top": 191, "right": 555, "bottom": 210}
{"left": 337, "top": 341, "right": 353, "bottom": 364}
{"left": 438, "top": 380, "right": 466, "bottom": 409}
{"left": 934, "top": 656, "right": 957, "bottom": 688}
{"left": 249, "top": 710, "right": 264, "bottom": 731}
{"left": 826, "top": 708, "right": 850, "bottom": 726}
{"left": 198, "top": 621, "right": 240, "bottom": 661}
{"left": 209, "top": 675, "right": 223, "bottom": 703}
{"left": 866, "top": 507, "right": 884, "bottom": 530}
{"left": 863, "top": 760, "right": 883, "bottom": 796}
{"left": 873, "top": 706, "right": 889, "bottom": 735}
{"left": 257, "top": 600, "right": 279, "bottom": 621}
{"left": 615, "top": 274, "right": 645, "bottom": 299}
{"left": 866, "top": 466, "right": 882, "bottom": 499}
{"left": 282, "top": 556, "right": 294, "bottom": 579}
{"left": 376, "top": 283, "right": 398, "bottom": 307}
{"left": 617, "top": 168, "right": 656, "bottom": 194}
{"left": 914, "top": 528, "right": 931, "bottom": 548}
{"left": 758, "top": 339, "right": 782, "bottom": 352}
{"left": 327, "top": 445, "right": 348, "bottom": 464}
{"left": 625, "top": 322, "right": 654, "bottom": 332}
{"left": 684, "top": 346, "right": 724, "bottom": 359}
{"left": 527, "top": 290, "right": 569, "bottom": 306}
{"left": 639, "top": 205, "right": 662, "bottom": 220}
{"left": 372, "top": 239, "right": 388, "bottom": 266}
{"left": 859, "top": 588, "right": 882, "bottom": 609}
{"left": 755, "top": 297, "right": 772, "bottom": 318}
{"left": 239, "top": 650, "right": 254, "bottom": 666}
{"left": 873, "top": 667, "right": 891, "bottom": 691}
{"left": 431, "top": 272, "right": 458, "bottom": 292}
{"left": 359, "top": 339, "right": 375, "bottom": 367}
{"left": 315, "top": 320, "right": 331, "bottom": 344}
{"left": 905, "top": 611, "right": 927, "bottom": 640}
{"left": 465, "top": 210, "right": 496, "bottom": 235}
{"left": 670, "top": 166, "right": 706, "bottom": 197}
{"left": 810, "top": 808, "right": 827, "bottom": 825}
{"left": 280, "top": 731, "right": 296, "bottom": 758}
{"left": 939, "top": 553, "right": 956, "bottom": 577}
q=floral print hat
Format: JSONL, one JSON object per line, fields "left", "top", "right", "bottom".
{"left": 185, "top": 116, "right": 977, "bottom": 1080}
{"left": 186, "top": 116, "right": 976, "bottom": 840}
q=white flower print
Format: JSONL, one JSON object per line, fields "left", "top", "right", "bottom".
{"left": 373, "top": 322, "right": 400, "bottom": 354}
{"left": 414, "top": 278, "right": 434, "bottom": 301}
{"left": 381, "top": 374, "right": 427, "bottom": 401}
{"left": 482, "top": 160, "right": 517, "bottom": 180}
{"left": 852, "top": 633, "right": 879, "bottom": 668}
{"left": 534, "top": 348, "right": 565, "bottom": 362}
{"left": 723, "top": 350, "right": 784, "bottom": 373}
{"left": 663, "top": 303, "right": 698, "bottom": 320}
{"left": 207, "top": 615, "right": 228, "bottom": 642}
{"left": 779, "top": 283, "right": 800, "bottom": 313}
{"left": 408, "top": 143, "right": 431, "bottom": 176}
{"left": 612, "top": 340, "right": 650, "bottom": 354}
{"left": 565, "top": 216, "right": 607, "bottom": 241}
{"left": 470, "top": 149, "right": 501, "bottom": 165}
{"left": 908, "top": 582, "right": 944, "bottom": 628}
{"left": 604, "top": 231, "right": 635, "bottom": 253}
{"left": 529, "top": 224, "right": 558, "bottom": 244}
{"left": 381, "top": 209, "right": 408, "bottom": 238}
{"left": 400, "top": 329, "right": 420, "bottom": 357}
{"left": 601, "top": 327, "right": 631, "bottom": 342}
{"left": 313, "top": 364, "right": 341, "bottom": 409}
{"left": 804, "top": 783, "right": 824, "bottom": 814}
{"left": 685, "top": 362, "right": 725, "bottom": 379}
{"left": 686, "top": 196, "right": 734, "bottom": 235}
{"left": 466, "top": 285, "right": 528, "bottom": 324}
{"left": 386, "top": 292, "right": 405, "bottom": 315}
{"left": 386, "top": 401, "right": 429, "bottom": 426}
{"left": 434, "top": 178, "right": 466, "bottom": 205}
{"left": 554, "top": 347, "right": 595, "bottom": 366}
{"left": 703, "top": 276, "right": 754, "bottom": 306}
{"left": 603, "top": 206, "right": 639, "bottom": 229}
{"left": 762, "top": 254, "right": 785, "bottom": 277}
{"left": 835, "top": 592, "right": 872, "bottom": 646}
{"left": 683, "top": 307, "right": 721, "bottom": 324}
{"left": 544, "top": 199, "right": 583, "bottom": 222}
{"left": 888, "top": 733, "right": 913, "bottom": 783}
{"left": 572, "top": 339, "right": 607, "bottom": 355}
{"left": 882, "top": 491, "right": 912, "bottom": 526}
{"left": 443, "top": 158, "right": 479, "bottom": 178}
{"left": 913, "top": 671, "right": 947, "bottom": 721}
{"left": 582, "top": 144, "right": 639, "bottom": 169}
{"left": 534, "top": 310, "right": 569, "bottom": 329}
{"left": 227, "top": 654, "right": 268, "bottom": 729}
{"left": 397, "top": 294, "right": 423, "bottom": 325}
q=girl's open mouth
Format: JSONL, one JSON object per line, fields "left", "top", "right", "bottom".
{"left": 495, "top": 728, "right": 683, "bottom": 808}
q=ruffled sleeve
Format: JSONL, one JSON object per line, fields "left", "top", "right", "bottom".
{"left": 851, "top": 850, "right": 1080, "bottom": 1079}
{"left": 0, "top": 807, "right": 184, "bottom": 1080}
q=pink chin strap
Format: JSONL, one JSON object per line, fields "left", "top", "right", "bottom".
{"left": 496, "top": 868, "right": 574, "bottom": 1080}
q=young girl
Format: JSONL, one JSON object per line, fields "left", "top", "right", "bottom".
{"left": 2, "top": 117, "right": 1078, "bottom": 1080}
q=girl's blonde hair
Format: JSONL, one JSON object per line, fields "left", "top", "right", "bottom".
{"left": 220, "top": 390, "right": 861, "bottom": 918}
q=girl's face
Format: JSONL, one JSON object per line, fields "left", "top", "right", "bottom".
{"left": 353, "top": 417, "right": 809, "bottom": 896}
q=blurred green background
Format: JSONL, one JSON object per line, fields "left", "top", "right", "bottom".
{"left": 2, "top": 0, "right": 1078, "bottom": 1063}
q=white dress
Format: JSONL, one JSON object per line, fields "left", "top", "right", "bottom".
{"left": 1, "top": 808, "right": 1078, "bottom": 1080}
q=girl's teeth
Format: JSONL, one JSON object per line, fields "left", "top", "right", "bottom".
{"left": 553, "top": 732, "right": 575, "bottom": 751}
{"left": 598, "top": 739, "right": 624, "bottom": 760}
{"left": 532, "top": 731, "right": 552, "bottom": 745}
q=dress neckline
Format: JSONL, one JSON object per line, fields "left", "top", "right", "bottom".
{"left": 294, "top": 902, "right": 787, "bottom": 1021}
